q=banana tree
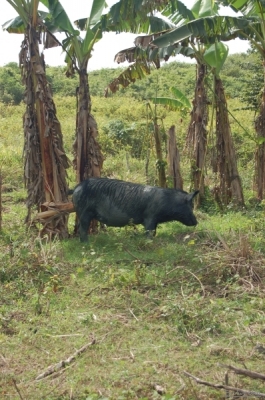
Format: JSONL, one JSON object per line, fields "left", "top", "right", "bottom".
{"left": 2, "top": 0, "right": 70, "bottom": 238}
{"left": 217, "top": 0, "right": 265, "bottom": 199}
{"left": 150, "top": 87, "right": 191, "bottom": 189}
{"left": 204, "top": 41, "right": 244, "bottom": 205}
{"left": 43, "top": 0, "right": 104, "bottom": 185}
{"left": 152, "top": 0, "right": 265, "bottom": 198}
{"left": 103, "top": 1, "right": 197, "bottom": 190}
{"left": 105, "top": 0, "right": 211, "bottom": 200}
{"left": 72, "top": 0, "right": 177, "bottom": 188}
{"left": 40, "top": 0, "right": 106, "bottom": 235}
{"left": 150, "top": 0, "right": 246, "bottom": 205}
{"left": 120, "top": 0, "right": 244, "bottom": 205}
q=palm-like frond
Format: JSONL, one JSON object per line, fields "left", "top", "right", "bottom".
{"left": 41, "top": 0, "right": 77, "bottom": 34}
{"left": 152, "top": 15, "right": 251, "bottom": 48}
{"left": 204, "top": 41, "right": 229, "bottom": 75}
{"left": 2, "top": 16, "right": 26, "bottom": 33}
{"left": 162, "top": 0, "right": 195, "bottom": 21}
{"left": 151, "top": 86, "right": 192, "bottom": 111}
{"left": 105, "top": 60, "right": 152, "bottom": 96}
{"left": 220, "top": 0, "right": 265, "bottom": 17}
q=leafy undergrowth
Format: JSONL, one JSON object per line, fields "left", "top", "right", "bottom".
{"left": 1, "top": 199, "right": 265, "bottom": 399}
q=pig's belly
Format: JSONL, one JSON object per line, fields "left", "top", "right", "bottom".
{"left": 96, "top": 205, "right": 142, "bottom": 227}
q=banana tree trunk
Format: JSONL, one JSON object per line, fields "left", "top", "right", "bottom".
{"left": 214, "top": 77, "right": 244, "bottom": 205}
{"left": 22, "top": 25, "right": 70, "bottom": 238}
{"left": 254, "top": 86, "right": 265, "bottom": 200}
{"left": 186, "top": 61, "right": 208, "bottom": 205}
{"left": 73, "top": 69, "right": 103, "bottom": 183}
{"left": 73, "top": 67, "right": 103, "bottom": 234}
{"left": 167, "top": 125, "right": 183, "bottom": 189}
{"left": 154, "top": 120, "right": 167, "bottom": 188}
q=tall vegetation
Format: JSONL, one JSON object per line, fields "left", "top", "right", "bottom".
{"left": 46, "top": 0, "right": 106, "bottom": 184}
{"left": 152, "top": 0, "right": 265, "bottom": 199}
{"left": 2, "top": 0, "right": 112, "bottom": 237}
{"left": 203, "top": 42, "right": 245, "bottom": 205}
{"left": 3, "top": 0, "right": 70, "bottom": 238}
{"left": 105, "top": 0, "right": 245, "bottom": 205}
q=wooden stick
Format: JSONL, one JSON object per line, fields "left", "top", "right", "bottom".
{"left": 224, "top": 371, "right": 230, "bottom": 400}
{"left": 42, "top": 334, "right": 84, "bottom": 338}
{"left": 12, "top": 379, "right": 24, "bottom": 400}
{"left": 33, "top": 201, "right": 75, "bottom": 221}
{"left": 36, "top": 339, "right": 96, "bottom": 380}
{"left": 129, "top": 308, "right": 139, "bottom": 321}
{"left": 183, "top": 371, "right": 265, "bottom": 398}
{"left": 40, "top": 201, "right": 75, "bottom": 212}
{"left": 219, "top": 363, "right": 265, "bottom": 381}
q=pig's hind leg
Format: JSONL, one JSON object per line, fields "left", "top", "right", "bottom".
{"left": 78, "top": 209, "right": 94, "bottom": 242}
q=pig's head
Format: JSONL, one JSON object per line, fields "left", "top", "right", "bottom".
{"left": 174, "top": 190, "right": 199, "bottom": 226}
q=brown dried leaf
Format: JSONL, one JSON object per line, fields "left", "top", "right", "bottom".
{"left": 44, "top": 31, "right": 61, "bottom": 49}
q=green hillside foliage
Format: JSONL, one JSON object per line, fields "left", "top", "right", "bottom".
{"left": 1, "top": 52, "right": 261, "bottom": 104}
{"left": 0, "top": 51, "right": 259, "bottom": 192}
{"left": 0, "top": 85, "right": 256, "bottom": 201}
{"left": 221, "top": 51, "right": 263, "bottom": 106}
{"left": 0, "top": 62, "right": 24, "bottom": 105}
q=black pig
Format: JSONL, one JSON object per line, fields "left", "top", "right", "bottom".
{"left": 70, "top": 178, "right": 199, "bottom": 242}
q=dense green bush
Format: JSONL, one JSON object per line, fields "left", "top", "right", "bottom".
{"left": 0, "top": 52, "right": 262, "bottom": 105}
{"left": 46, "top": 66, "right": 79, "bottom": 97}
{"left": 101, "top": 119, "right": 150, "bottom": 158}
{"left": 0, "top": 62, "right": 24, "bottom": 105}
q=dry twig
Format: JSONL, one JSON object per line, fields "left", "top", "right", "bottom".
{"left": 183, "top": 371, "right": 265, "bottom": 398}
{"left": 36, "top": 338, "right": 96, "bottom": 380}
{"left": 219, "top": 363, "right": 265, "bottom": 381}
{"left": 43, "top": 334, "right": 84, "bottom": 338}
{"left": 12, "top": 378, "right": 24, "bottom": 400}
{"left": 129, "top": 308, "right": 139, "bottom": 321}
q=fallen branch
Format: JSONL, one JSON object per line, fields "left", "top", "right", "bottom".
{"left": 129, "top": 308, "right": 139, "bottom": 321}
{"left": 219, "top": 363, "right": 265, "bottom": 381}
{"left": 42, "top": 334, "right": 84, "bottom": 338}
{"left": 183, "top": 371, "right": 265, "bottom": 398}
{"left": 33, "top": 201, "right": 75, "bottom": 222}
{"left": 12, "top": 378, "right": 24, "bottom": 400}
{"left": 36, "top": 338, "right": 96, "bottom": 380}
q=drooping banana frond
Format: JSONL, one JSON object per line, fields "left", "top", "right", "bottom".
{"left": 203, "top": 41, "right": 229, "bottom": 76}
{"left": 106, "top": 0, "right": 179, "bottom": 26}
{"left": 151, "top": 87, "right": 192, "bottom": 111}
{"left": 106, "top": 32, "right": 196, "bottom": 95}
{"left": 41, "top": 0, "right": 78, "bottom": 34}
{"left": 105, "top": 59, "right": 152, "bottom": 96}
{"left": 162, "top": 0, "right": 195, "bottom": 22}
{"left": 114, "top": 46, "right": 149, "bottom": 64}
{"left": 134, "top": 32, "right": 195, "bottom": 58}
{"left": 151, "top": 15, "right": 257, "bottom": 48}
{"left": 2, "top": 16, "right": 26, "bottom": 33}
{"left": 74, "top": 0, "right": 179, "bottom": 35}
{"left": 219, "top": 0, "right": 265, "bottom": 17}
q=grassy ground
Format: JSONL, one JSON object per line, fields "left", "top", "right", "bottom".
{"left": 1, "top": 189, "right": 265, "bottom": 400}
{"left": 1, "top": 95, "right": 264, "bottom": 399}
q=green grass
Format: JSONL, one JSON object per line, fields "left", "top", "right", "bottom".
{"left": 1, "top": 96, "right": 265, "bottom": 399}
{"left": 1, "top": 190, "right": 265, "bottom": 399}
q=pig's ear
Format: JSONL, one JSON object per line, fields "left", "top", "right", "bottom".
{"left": 187, "top": 190, "right": 199, "bottom": 202}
